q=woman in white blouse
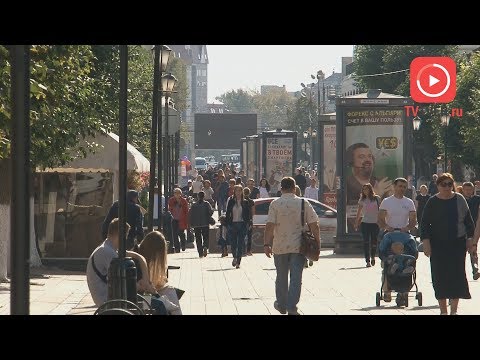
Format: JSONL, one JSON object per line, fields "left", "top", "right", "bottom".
{"left": 259, "top": 178, "right": 271, "bottom": 198}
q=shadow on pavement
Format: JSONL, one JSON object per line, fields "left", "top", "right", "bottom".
{"left": 354, "top": 305, "right": 404, "bottom": 311}
{"left": 320, "top": 253, "right": 365, "bottom": 259}
{"left": 206, "top": 268, "right": 236, "bottom": 272}
{"left": 408, "top": 305, "right": 439, "bottom": 311}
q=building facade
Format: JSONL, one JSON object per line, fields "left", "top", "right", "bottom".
{"left": 168, "top": 45, "right": 209, "bottom": 159}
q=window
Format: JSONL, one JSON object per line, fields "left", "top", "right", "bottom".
{"left": 197, "top": 69, "right": 202, "bottom": 77}
{"left": 254, "top": 202, "right": 271, "bottom": 215}
{"left": 210, "top": 108, "right": 216, "bottom": 113}
{"left": 308, "top": 200, "right": 327, "bottom": 217}
{"left": 198, "top": 54, "right": 201, "bottom": 60}
{"left": 218, "top": 108, "right": 223, "bottom": 113}
{"left": 202, "top": 69, "right": 207, "bottom": 76}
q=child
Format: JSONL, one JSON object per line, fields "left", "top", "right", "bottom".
{"left": 217, "top": 215, "right": 229, "bottom": 257}
{"left": 386, "top": 242, "right": 415, "bottom": 276}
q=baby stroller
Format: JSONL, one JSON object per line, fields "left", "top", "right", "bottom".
{"left": 376, "top": 230, "right": 422, "bottom": 307}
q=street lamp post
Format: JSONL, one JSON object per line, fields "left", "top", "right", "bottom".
{"left": 301, "top": 81, "right": 316, "bottom": 170}
{"left": 413, "top": 116, "right": 421, "bottom": 178}
{"left": 441, "top": 113, "right": 451, "bottom": 172}
{"left": 149, "top": 45, "right": 171, "bottom": 231}
{"left": 303, "top": 131, "right": 308, "bottom": 165}
{"left": 161, "top": 73, "right": 178, "bottom": 214}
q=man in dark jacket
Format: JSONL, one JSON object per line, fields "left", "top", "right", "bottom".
{"left": 462, "top": 182, "right": 480, "bottom": 280}
{"left": 101, "top": 190, "right": 144, "bottom": 250}
{"left": 294, "top": 168, "right": 307, "bottom": 196}
{"left": 188, "top": 191, "right": 214, "bottom": 258}
{"left": 428, "top": 174, "right": 438, "bottom": 195}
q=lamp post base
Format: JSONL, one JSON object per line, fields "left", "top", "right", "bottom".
{"left": 334, "top": 233, "right": 364, "bottom": 254}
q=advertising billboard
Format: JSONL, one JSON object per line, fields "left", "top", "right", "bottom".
{"left": 323, "top": 124, "right": 337, "bottom": 208}
{"left": 344, "top": 107, "right": 404, "bottom": 233}
{"left": 265, "top": 136, "right": 294, "bottom": 195}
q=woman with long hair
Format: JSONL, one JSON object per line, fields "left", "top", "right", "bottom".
{"left": 259, "top": 178, "right": 270, "bottom": 198}
{"left": 225, "top": 185, "right": 251, "bottom": 268}
{"left": 137, "top": 231, "right": 182, "bottom": 315}
{"left": 354, "top": 183, "right": 381, "bottom": 267}
{"left": 421, "top": 173, "right": 474, "bottom": 315}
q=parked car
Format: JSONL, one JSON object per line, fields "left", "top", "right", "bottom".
{"left": 252, "top": 197, "right": 337, "bottom": 248}
{"left": 194, "top": 157, "right": 208, "bottom": 171}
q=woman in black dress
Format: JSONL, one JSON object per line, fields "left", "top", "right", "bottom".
{"left": 420, "top": 173, "right": 475, "bottom": 315}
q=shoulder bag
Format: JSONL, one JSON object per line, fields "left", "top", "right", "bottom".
{"left": 300, "top": 199, "right": 320, "bottom": 261}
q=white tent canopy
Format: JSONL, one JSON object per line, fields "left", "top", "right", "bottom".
{"left": 38, "top": 132, "right": 150, "bottom": 200}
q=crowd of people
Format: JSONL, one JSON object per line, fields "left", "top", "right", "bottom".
{"left": 355, "top": 172, "right": 479, "bottom": 314}
{"left": 86, "top": 163, "right": 480, "bottom": 315}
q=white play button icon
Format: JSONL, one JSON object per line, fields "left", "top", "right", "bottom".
{"left": 429, "top": 75, "right": 440, "bottom": 87}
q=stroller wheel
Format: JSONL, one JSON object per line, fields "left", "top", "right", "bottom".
{"left": 376, "top": 292, "right": 381, "bottom": 307}
{"left": 416, "top": 292, "right": 423, "bottom": 306}
{"left": 404, "top": 294, "right": 409, "bottom": 307}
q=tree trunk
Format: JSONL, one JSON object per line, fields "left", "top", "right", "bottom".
{"left": 0, "top": 159, "right": 11, "bottom": 281}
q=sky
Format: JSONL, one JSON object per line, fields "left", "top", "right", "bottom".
{"left": 207, "top": 45, "right": 354, "bottom": 103}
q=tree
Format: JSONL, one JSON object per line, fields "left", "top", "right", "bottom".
{"left": 216, "top": 89, "right": 256, "bottom": 112}
{"left": 450, "top": 52, "right": 480, "bottom": 175}
{"left": 0, "top": 45, "right": 116, "bottom": 280}
{"left": 353, "top": 45, "right": 459, "bottom": 178}
{"left": 253, "top": 88, "right": 295, "bottom": 130}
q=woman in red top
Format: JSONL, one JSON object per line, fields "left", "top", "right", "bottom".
{"left": 168, "top": 188, "right": 189, "bottom": 252}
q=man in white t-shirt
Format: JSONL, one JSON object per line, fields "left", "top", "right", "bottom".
{"left": 377, "top": 177, "right": 417, "bottom": 303}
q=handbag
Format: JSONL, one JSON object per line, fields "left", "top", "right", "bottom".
{"left": 300, "top": 199, "right": 320, "bottom": 261}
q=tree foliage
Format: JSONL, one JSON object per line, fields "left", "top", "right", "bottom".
{"left": 253, "top": 88, "right": 295, "bottom": 130}
{"left": 0, "top": 45, "right": 118, "bottom": 168}
{"left": 352, "top": 45, "right": 470, "bottom": 178}
{"left": 0, "top": 44, "right": 189, "bottom": 168}
{"left": 216, "top": 89, "right": 256, "bottom": 112}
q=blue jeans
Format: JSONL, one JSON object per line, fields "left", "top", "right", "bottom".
{"left": 217, "top": 198, "right": 227, "bottom": 216}
{"left": 230, "top": 222, "right": 246, "bottom": 262}
{"left": 273, "top": 253, "right": 306, "bottom": 313}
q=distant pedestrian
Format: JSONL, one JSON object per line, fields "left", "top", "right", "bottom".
{"left": 247, "top": 178, "right": 260, "bottom": 200}
{"left": 168, "top": 188, "right": 189, "bottom": 252}
{"left": 294, "top": 168, "right": 307, "bottom": 196}
{"left": 243, "top": 187, "right": 255, "bottom": 256}
{"left": 415, "top": 185, "right": 430, "bottom": 234}
{"left": 215, "top": 174, "right": 229, "bottom": 217}
{"left": 461, "top": 182, "right": 480, "bottom": 280}
{"left": 264, "top": 177, "right": 320, "bottom": 315}
{"left": 101, "top": 190, "right": 144, "bottom": 250}
{"left": 226, "top": 185, "right": 251, "bottom": 268}
{"left": 428, "top": 174, "right": 438, "bottom": 196}
{"left": 304, "top": 178, "right": 319, "bottom": 201}
{"left": 259, "top": 178, "right": 270, "bottom": 198}
{"left": 188, "top": 191, "right": 214, "bottom": 258}
{"left": 354, "top": 183, "right": 380, "bottom": 267}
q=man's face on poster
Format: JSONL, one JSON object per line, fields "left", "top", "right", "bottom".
{"left": 352, "top": 147, "right": 374, "bottom": 178}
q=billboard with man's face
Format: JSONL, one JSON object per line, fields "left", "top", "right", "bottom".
{"left": 345, "top": 108, "right": 404, "bottom": 233}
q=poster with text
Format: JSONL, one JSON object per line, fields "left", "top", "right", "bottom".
{"left": 266, "top": 137, "right": 293, "bottom": 195}
{"left": 344, "top": 108, "right": 404, "bottom": 233}
{"left": 323, "top": 124, "right": 337, "bottom": 208}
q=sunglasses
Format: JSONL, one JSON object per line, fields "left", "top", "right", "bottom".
{"left": 439, "top": 182, "right": 453, "bottom": 187}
